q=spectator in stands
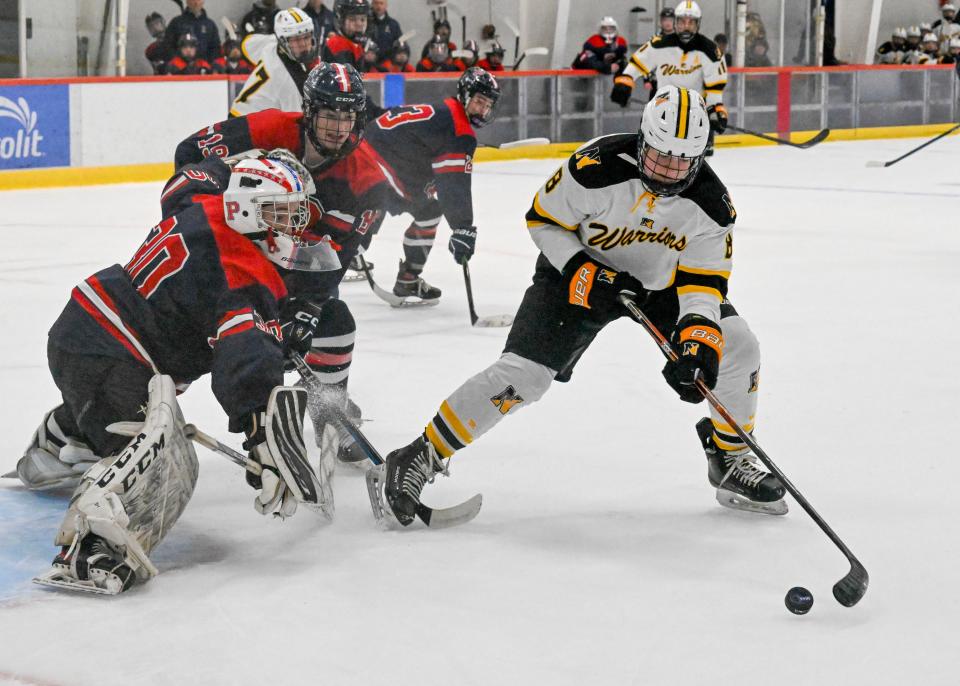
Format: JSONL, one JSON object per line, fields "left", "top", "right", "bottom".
{"left": 322, "top": 0, "right": 369, "bottom": 70}
{"left": 477, "top": 41, "right": 506, "bottom": 71}
{"left": 416, "top": 34, "right": 458, "bottom": 72}
{"left": 144, "top": 12, "right": 171, "bottom": 74}
{"left": 658, "top": 8, "right": 675, "bottom": 36}
{"left": 714, "top": 33, "right": 732, "bottom": 67}
{"left": 167, "top": 33, "right": 214, "bottom": 74}
{"left": 934, "top": 3, "right": 960, "bottom": 52}
{"left": 421, "top": 19, "right": 456, "bottom": 58}
{"left": 453, "top": 40, "right": 480, "bottom": 70}
{"left": 378, "top": 39, "right": 414, "bottom": 72}
{"left": 571, "top": 16, "right": 628, "bottom": 74}
{"left": 369, "top": 0, "right": 402, "bottom": 60}
{"left": 302, "top": 0, "right": 337, "bottom": 48}
{"left": 213, "top": 39, "right": 254, "bottom": 74}
{"left": 362, "top": 38, "right": 380, "bottom": 72}
{"left": 876, "top": 27, "right": 907, "bottom": 64}
{"left": 241, "top": 0, "right": 279, "bottom": 37}
{"left": 163, "top": 0, "right": 220, "bottom": 64}
{"left": 745, "top": 37, "right": 772, "bottom": 67}
{"left": 940, "top": 36, "right": 960, "bottom": 63}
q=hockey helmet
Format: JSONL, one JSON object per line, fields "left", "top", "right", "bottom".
{"left": 951, "top": 36, "right": 960, "bottom": 52}
{"left": 223, "top": 158, "right": 337, "bottom": 272}
{"left": 485, "top": 40, "right": 506, "bottom": 57}
{"left": 302, "top": 62, "right": 367, "bottom": 161}
{"left": 427, "top": 34, "right": 450, "bottom": 62}
{"left": 391, "top": 39, "right": 411, "bottom": 61}
{"left": 922, "top": 32, "right": 939, "bottom": 48}
{"left": 599, "top": 16, "right": 619, "bottom": 42}
{"left": 674, "top": 1, "right": 702, "bottom": 43}
{"left": 457, "top": 67, "right": 501, "bottom": 128}
{"left": 893, "top": 27, "right": 907, "bottom": 41}
{"left": 906, "top": 25, "right": 922, "bottom": 39}
{"left": 334, "top": 0, "right": 370, "bottom": 42}
{"left": 177, "top": 33, "right": 198, "bottom": 49}
{"left": 637, "top": 85, "right": 709, "bottom": 197}
{"left": 944, "top": 3, "right": 958, "bottom": 19}
{"left": 920, "top": 21, "right": 933, "bottom": 33}
{"left": 145, "top": 12, "right": 165, "bottom": 39}
{"left": 275, "top": 8, "right": 317, "bottom": 65}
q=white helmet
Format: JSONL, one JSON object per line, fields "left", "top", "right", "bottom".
{"left": 950, "top": 36, "right": 960, "bottom": 50}
{"left": 599, "top": 16, "right": 618, "bottom": 41}
{"left": 920, "top": 21, "right": 933, "bottom": 32}
{"left": 922, "top": 32, "right": 939, "bottom": 44}
{"left": 674, "top": 1, "right": 702, "bottom": 42}
{"left": 906, "top": 25, "right": 922, "bottom": 39}
{"left": 275, "top": 8, "right": 317, "bottom": 65}
{"left": 638, "top": 85, "right": 709, "bottom": 196}
{"left": 223, "top": 158, "right": 338, "bottom": 272}
{"left": 893, "top": 27, "right": 907, "bottom": 40}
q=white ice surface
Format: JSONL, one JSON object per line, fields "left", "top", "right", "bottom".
{"left": 1, "top": 138, "right": 959, "bottom": 685}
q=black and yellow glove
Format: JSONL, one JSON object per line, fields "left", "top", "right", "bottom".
{"left": 662, "top": 314, "right": 723, "bottom": 403}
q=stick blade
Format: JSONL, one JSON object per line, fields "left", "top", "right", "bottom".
{"left": 833, "top": 559, "right": 869, "bottom": 607}
{"left": 797, "top": 128, "right": 830, "bottom": 148}
{"left": 417, "top": 494, "right": 483, "bottom": 528}
{"left": 864, "top": 160, "right": 888, "bottom": 168}
{"left": 473, "top": 314, "right": 514, "bottom": 328}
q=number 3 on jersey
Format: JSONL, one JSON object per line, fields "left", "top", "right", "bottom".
{"left": 376, "top": 105, "right": 435, "bottom": 130}
{"left": 125, "top": 217, "right": 190, "bottom": 299}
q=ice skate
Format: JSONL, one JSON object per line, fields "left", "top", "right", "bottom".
{"left": 392, "top": 261, "right": 441, "bottom": 306}
{"left": 35, "top": 533, "right": 136, "bottom": 596}
{"left": 383, "top": 435, "right": 448, "bottom": 526}
{"left": 697, "top": 418, "right": 787, "bottom": 515}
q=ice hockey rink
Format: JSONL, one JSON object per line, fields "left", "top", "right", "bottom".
{"left": 0, "top": 137, "right": 958, "bottom": 685}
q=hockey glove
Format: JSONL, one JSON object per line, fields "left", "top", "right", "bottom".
{"left": 561, "top": 251, "right": 645, "bottom": 319}
{"left": 662, "top": 314, "right": 724, "bottom": 404}
{"left": 280, "top": 300, "right": 325, "bottom": 357}
{"left": 448, "top": 225, "right": 477, "bottom": 264}
{"left": 708, "top": 104, "right": 728, "bottom": 134}
{"left": 243, "top": 413, "right": 298, "bottom": 518}
{"left": 610, "top": 75, "right": 635, "bottom": 107}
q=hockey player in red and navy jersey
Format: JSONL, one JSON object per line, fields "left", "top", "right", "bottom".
{"left": 16, "top": 156, "right": 338, "bottom": 504}
{"left": 572, "top": 17, "right": 628, "bottom": 74}
{"left": 322, "top": 0, "right": 369, "bottom": 70}
{"left": 363, "top": 67, "right": 501, "bottom": 301}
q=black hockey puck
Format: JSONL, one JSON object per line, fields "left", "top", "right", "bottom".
{"left": 785, "top": 586, "right": 814, "bottom": 615}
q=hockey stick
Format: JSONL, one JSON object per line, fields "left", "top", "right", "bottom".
{"left": 726, "top": 125, "right": 830, "bottom": 149}
{"left": 184, "top": 424, "right": 261, "bottom": 475}
{"left": 479, "top": 137, "right": 551, "bottom": 149}
{"left": 358, "top": 255, "right": 437, "bottom": 308}
{"left": 512, "top": 46, "right": 549, "bottom": 71}
{"left": 865, "top": 122, "right": 960, "bottom": 167}
{"left": 617, "top": 294, "right": 868, "bottom": 607}
{"left": 288, "top": 354, "right": 482, "bottom": 528}
{"left": 462, "top": 262, "right": 514, "bottom": 327}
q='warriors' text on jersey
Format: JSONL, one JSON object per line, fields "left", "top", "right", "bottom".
{"left": 622, "top": 33, "right": 727, "bottom": 108}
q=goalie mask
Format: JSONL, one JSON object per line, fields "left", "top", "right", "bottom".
{"left": 275, "top": 8, "right": 318, "bottom": 66}
{"left": 637, "top": 85, "right": 709, "bottom": 197}
{"left": 223, "top": 158, "right": 339, "bottom": 272}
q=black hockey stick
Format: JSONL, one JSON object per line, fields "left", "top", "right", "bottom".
{"left": 865, "top": 122, "right": 960, "bottom": 167}
{"left": 618, "top": 294, "right": 868, "bottom": 608}
{"left": 358, "top": 255, "right": 437, "bottom": 308}
{"left": 462, "top": 262, "right": 514, "bottom": 328}
{"left": 726, "top": 125, "right": 830, "bottom": 149}
{"left": 288, "top": 354, "right": 482, "bottom": 528}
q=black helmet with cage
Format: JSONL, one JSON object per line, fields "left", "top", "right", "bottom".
{"left": 334, "top": 0, "right": 371, "bottom": 42}
{"left": 302, "top": 62, "right": 367, "bottom": 162}
{"left": 457, "top": 67, "right": 501, "bottom": 128}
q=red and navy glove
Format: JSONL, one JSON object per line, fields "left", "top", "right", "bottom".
{"left": 662, "top": 314, "right": 723, "bottom": 403}
{"left": 561, "top": 251, "right": 645, "bottom": 318}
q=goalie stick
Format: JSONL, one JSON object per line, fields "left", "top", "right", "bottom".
{"left": 726, "top": 125, "right": 830, "bottom": 150}
{"left": 358, "top": 255, "right": 438, "bottom": 308}
{"left": 462, "top": 262, "right": 514, "bottom": 328}
{"left": 865, "top": 122, "right": 960, "bottom": 168}
{"left": 288, "top": 354, "right": 482, "bottom": 529}
{"left": 618, "top": 294, "right": 868, "bottom": 608}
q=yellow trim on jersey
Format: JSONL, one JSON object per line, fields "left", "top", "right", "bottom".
{"left": 532, "top": 192, "right": 578, "bottom": 231}
{"left": 677, "top": 284, "right": 723, "bottom": 300}
{"left": 425, "top": 424, "right": 455, "bottom": 458}
{"left": 711, "top": 418, "right": 755, "bottom": 434}
{"left": 630, "top": 54, "right": 650, "bottom": 76}
{"left": 240, "top": 34, "right": 256, "bottom": 63}
{"left": 713, "top": 433, "right": 747, "bottom": 451}
{"left": 526, "top": 220, "right": 547, "bottom": 228}
{"left": 677, "top": 88, "right": 690, "bottom": 139}
{"left": 440, "top": 401, "right": 473, "bottom": 445}
{"left": 229, "top": 107, "right": 243, "bottom": 117}
{"left": 703, "top": 78, "right": 727, "bottom": 88}
{"left": 678, "top": 264, "right": 731, "bottom": 279}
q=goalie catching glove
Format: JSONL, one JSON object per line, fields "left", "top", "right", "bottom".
{"left": 562, "top": 251, "right": 645, "bottom": 318}
{"left": 662, "top": 314, "right": 723, "bottom": 403}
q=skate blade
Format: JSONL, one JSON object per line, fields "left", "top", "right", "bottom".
{"left": 33, "top": 569, "right": 123, "bottom": 596}
{"left": 715, "top": 488, "right": 788, "bottom": 516}
{"left": 389, "top": 297, "right": 440, "bottom": 309}
{"left": 365, "top": 465, "right": 400, "bottom": 529}
{"left": 341, "top": 272, "right": 368, "bottom": 283}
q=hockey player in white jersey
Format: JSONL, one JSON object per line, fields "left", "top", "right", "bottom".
{"left": 378, "top": 86, "right": 786, "bottom": 528}
{"left": 231, "top": 7, "right": 319, "bottom": 117}
{"left": 612, "top": 1, "right": 727, "bottom": 155}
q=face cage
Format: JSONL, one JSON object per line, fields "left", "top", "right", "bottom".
{"left": 254, "top": 193, "right": 311, "bottom": 247}
{"left": 600, "top": 27, "right": 617, "bottom": 41}
{"left": 305, "top": 103, "right": 365, "bottom": 159}
{"left": 676, "top": 17, "right": 700, "bottom": 42}
{"left": 637, "top": 140, "right": 704, "bottom": 197}
{"left": 280, "top": 32, "right": 318, "bottom": 65}
{"left": 461, "top": 90, "right": 500, "bottom": 128}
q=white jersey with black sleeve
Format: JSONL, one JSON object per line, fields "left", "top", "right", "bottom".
{"left": 230, "top": 34, "right": 309, "bottom": 117}
{"left": 622, "top": 33, "right": 727, "bottom": 108}
{"left": 524, "top": 134, "right": 736, "bottom": 324}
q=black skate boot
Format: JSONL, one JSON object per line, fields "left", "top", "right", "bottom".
{"left": 696, "top": 417, "right": 787, "bottom": 515}
{"left": 393, "top": 261, "right": 441, "bottom": 302}
{"left": 39, "top": 533, "right": 136, "bottom": 595}
{"left": 384, "top": 435, "right": 447, "bottom": 526}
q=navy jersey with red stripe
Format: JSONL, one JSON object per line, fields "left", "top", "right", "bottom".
{"left": 173, "top": 109, "right": 404, "bottom": 297}
{"left": 363, "top": 97, "right": 477, "bottom": 230}
{"left": 49, "top": 161, "right": 287, "bottom": 432}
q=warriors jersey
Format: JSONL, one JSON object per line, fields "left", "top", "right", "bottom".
{"left": 525, "top": 134, "right": 736, "bottom": 324}
{"left": 50, "top": 156, "right": 287, "bottom": 432}
{"left": 622, "top": 33, "right": 727, "bottom": 108}
{"left": 231, "top": 34, "right": 314, "bottom": 117}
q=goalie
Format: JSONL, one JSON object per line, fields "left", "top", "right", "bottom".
{"left": 16, "top": 156, "right": 338, "bottom": 594}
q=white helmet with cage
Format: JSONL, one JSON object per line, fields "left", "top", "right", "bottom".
{"left": 599, "top": 16, "right": 618, "bottom": 42}
{"left": 275, "top": 8, "right": 317, "bottom": 65}
{"left": 674, "top": 1, "right": 702, "bottom": 42}
{"left": 223, "top": 158, "right": 338, "bottom": 272}
{"left": 637, "top": 85, "right": 710, "bottom": 196}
